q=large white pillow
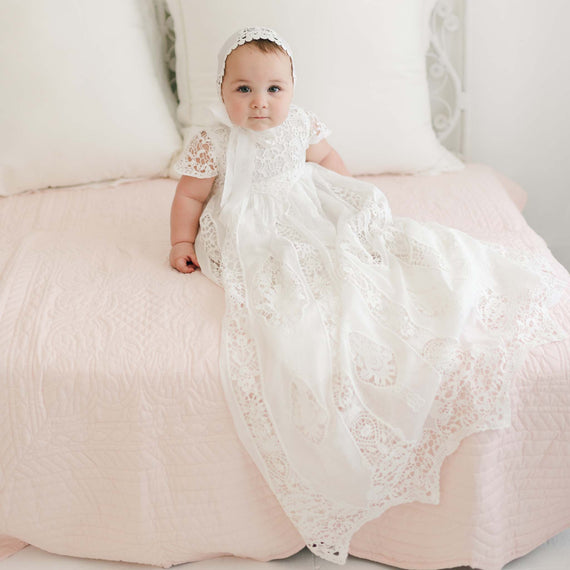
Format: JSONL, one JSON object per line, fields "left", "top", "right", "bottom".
{"left": 166, "top": 0, "right": 463, "bottom": 175}
{"left": 0, "top": 0, "right": 182, "bottom": 196}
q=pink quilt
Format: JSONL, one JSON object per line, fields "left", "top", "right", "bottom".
{"left": 0, "top": 164, "right": 568, "bottom": 569}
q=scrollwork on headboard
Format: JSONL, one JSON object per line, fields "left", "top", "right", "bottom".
{"left": 154, "top": 0, "right": 178, "bottom": 102}
{"left": 427, "top": 0, "right": 466, "bottom": 156}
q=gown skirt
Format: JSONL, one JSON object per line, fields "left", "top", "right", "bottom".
{"left": 194, "top": 162, "right": 565, "bottom": 564}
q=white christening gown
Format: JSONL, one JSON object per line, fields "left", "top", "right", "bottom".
{"left": 175, "top": 105, "right": 565, "bottom": 564}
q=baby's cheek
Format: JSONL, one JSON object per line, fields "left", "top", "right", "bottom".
{"left": 275, "top": 105, "right": 291, "bottom": 126}
{"left": 227, "top": 104, "right": 244, "bottom": 126}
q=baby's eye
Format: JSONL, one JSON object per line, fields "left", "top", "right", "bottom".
{"left": 237, "top": 85, "right": 251, "bottom": 93}
{"left": 268, "top": 85, "right": 281, "bottom": 93}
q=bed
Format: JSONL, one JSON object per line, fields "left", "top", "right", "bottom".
{"left": 1, "top": 1, "right": 569, "bottom": 569}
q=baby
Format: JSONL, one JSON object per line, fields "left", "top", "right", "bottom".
{"left": 169, "top": 29, "right": 349, "bottom": 273}
{"left": 167, "top": 27, "right": 563, "bottom": 566}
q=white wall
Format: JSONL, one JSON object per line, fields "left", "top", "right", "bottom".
{"left": 464, "top": 0, "right": 570, "bottom": 257}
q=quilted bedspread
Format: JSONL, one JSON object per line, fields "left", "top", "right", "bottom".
{"left": 0, "top": 164, "right": 569, "bottom": 569}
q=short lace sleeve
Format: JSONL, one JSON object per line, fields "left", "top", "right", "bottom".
{"left": 174, "top": 130, "right": 218, "bottom": 178}
{"left": 306, "top": 110, "right": 332, "bottom": 145}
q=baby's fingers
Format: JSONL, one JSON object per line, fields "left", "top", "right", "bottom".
{"left": 185, "top": 257, "right": 200, "bottom": 272}
{"left": 175, "top": 256, "right": 196, "bottom": 273}
{"left": 188, "top": 253, "right": 201, "bottom": 269}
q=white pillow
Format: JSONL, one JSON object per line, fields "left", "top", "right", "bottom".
{"left": 166, "top": 0, "right": 463, "bottom": 176}
{"left": 0, "top": 0, "right": 182, "bottom": 196}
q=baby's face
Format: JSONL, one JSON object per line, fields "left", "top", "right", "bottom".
{"left": 221, "top": 44, "right": 294, "bottom": 131}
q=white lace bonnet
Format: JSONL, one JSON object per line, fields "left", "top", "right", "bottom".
{"left": 216, "top": 26, "right": 296, "bottom": 93}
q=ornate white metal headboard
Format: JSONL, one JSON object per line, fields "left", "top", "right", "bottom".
{"left": 427, "top": 0, "right": 466, "bottom": 157}
{"left": 155, "top": 0, "right": 467, "bottom": 157}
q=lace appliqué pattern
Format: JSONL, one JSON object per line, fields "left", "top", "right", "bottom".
{"left": 275, "top": 220, "right": 331, "bottom": 301}
{"left": 385, "top": 227, "right": 447, "bottom": 270}
{"left": 196, "top": 212, "right": 223, "bottom": 286}
{"left": 253, "top": 256, "right": 309, "bottom": 330}
{"left": 349, "top": 332, "right": 398, "bottom": 388}
{"left": 175, "top": 130, "right": 218, "bottom": 178}
{"left": 290, "top": 378, "right": 329, "bottom": 445}
{"left": 306, "top": 109, "right": 332, "bottom": 145}
{"left": 341, "top": 199, "right": 390, "bottom": 267}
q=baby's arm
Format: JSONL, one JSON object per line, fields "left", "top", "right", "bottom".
{"left": 306, "top": 139, "right": 351, "bottom": 176}
{"left": 170, "top": 175, "right": 215, "bottom": 273}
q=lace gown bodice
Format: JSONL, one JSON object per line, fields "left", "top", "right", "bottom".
{"left": 176, "top": 104, "right": 329, "bottom": 200}
{"left": 174, "top": 105, "right": 565, "bottom": 565}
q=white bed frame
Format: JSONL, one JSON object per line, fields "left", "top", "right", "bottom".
{"left": 427, "top": 0, "right": 466, "bottom": 157}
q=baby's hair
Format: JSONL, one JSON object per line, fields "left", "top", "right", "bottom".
{"left": 248, "top": 38, "right": 288, "bottom": 57}
{"left": 244, "top": 39, "right": 294, "bottom": 81}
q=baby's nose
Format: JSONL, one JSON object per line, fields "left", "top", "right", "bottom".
{"left": 251, "top": 93, "right": 268, "bottom": 108}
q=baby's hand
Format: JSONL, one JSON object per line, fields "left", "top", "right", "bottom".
{"left": 170, "top": 242, "right": 200, "bottom": 273}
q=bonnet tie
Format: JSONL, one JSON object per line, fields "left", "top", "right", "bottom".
{"left": 208, "top": 101, "right": 256, "bottom": 225}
